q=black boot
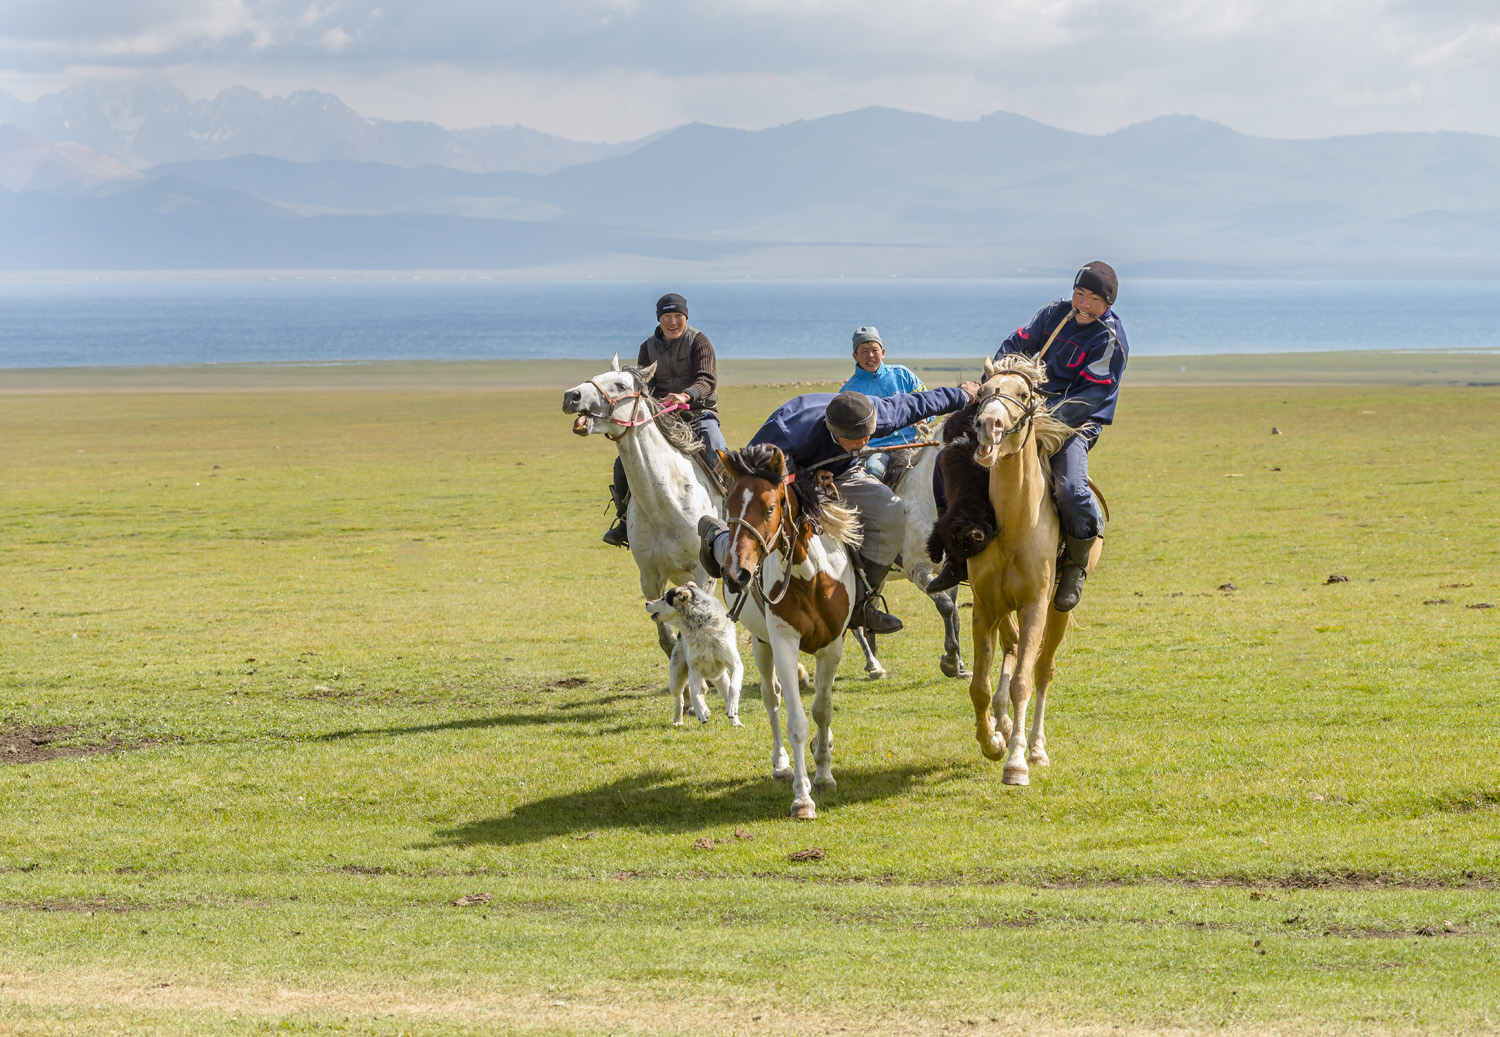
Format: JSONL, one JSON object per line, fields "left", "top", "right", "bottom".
{"left": 1052, "top": 535, "right": 1096, "bottom": 612}
{"left": 697, "top": 514, "right": 728, "bottom": 579}
{"left": 926, "top": 557, "right": 966, "bottom": 594}
{"left": 854, "top": 559, "right": 903, "bottom": 635}
{"left": 601, "top": 486, "right": 630, "bottom": 548}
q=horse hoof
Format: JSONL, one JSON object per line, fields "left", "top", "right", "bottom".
{"left": 1003, "top": 765, "right": 1030, "bottom": 786}
{"left": 773, "top": 766, "right": 794, "bottom": 782}
{"left": 791, "top": 801, "right": 818, "bottom": 820}
{"left": 865, "top": 666, "right": 887, "bottom": 681}
{"left": 796, "top": 664, "right": 810, "bottom": 691}
{"left": 940, "top": 655, "right": 966, "bottom": 679}
{"left": 1029, "top": 748, "right": 1051, "bottom": 767}
{"left": 729, "top": 716, "right": 743, "bottom": 727}
{"left": 813, "top": 774, "right": 837, "bottom": 790}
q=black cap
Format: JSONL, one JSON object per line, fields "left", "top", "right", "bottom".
{"left": 656, "top": 293, "right": 689, "bottom": 319}
{"left": 824, "top": 391, "right": 877, "bottom": 440}
{"left": 1073, "top": 262, "right": 1118, "bottom": 306}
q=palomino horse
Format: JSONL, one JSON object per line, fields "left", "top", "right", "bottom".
{"left": 562, "top": 356, "right": 723, "bottom": 667}
{"left": 965, "top": 354, "right": 1100, "bottom": 785}
{"left": 846, "top": 441, "right": 970, "bottom": 681}
{"left": 719, "top": 444, "right": 861, "bottom": 820}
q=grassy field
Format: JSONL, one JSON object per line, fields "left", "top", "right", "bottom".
{"left": 2, "top": 353, "right": 1499, "bottom": 1035}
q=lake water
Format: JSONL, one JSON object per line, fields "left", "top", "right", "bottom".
{"left": 0, "top": 277, "right": 1496, "bottom": 369}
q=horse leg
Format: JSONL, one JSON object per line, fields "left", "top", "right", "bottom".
{"left": 810, "top": 640, "right": 843, "bottom": 791}
{"left": 1029, "top": 609, "right": 1072, "bottom": 767}
{"left": 990, "top": 613, "right": 1018, "bottom": 743}
{"left": 753, "top": 636, "right": 791, "bottom": 780}
{"left": 772, "top": 636, "right": 816, "bottom": 819}
{"left": 848, "top": 626, "right": 886, "bottom": 680}
{"left": 966, "top": 592, "right": 1007, "bottom": 762}
{"left": 1003, "top": 603, "right": 1048, "bottom": 786}
{"left": 932, "top": 587, "right": 972, "bottom": 679}
{"left": 669, "top": 637, "right": 690, "bottom": 726}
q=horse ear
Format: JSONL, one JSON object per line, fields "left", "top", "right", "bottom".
{"left": 717, "top": 449, "right": 738, "bottom": 476}
{"left": 638, "top": 361, "right": 658, "bottom": 384}
{"left": 610, "top": 352, "right": 622, "bottom": 372}
{"left": 769, "top": 447, "right": 787, "bottom": 478}
{"left": 982, "top": 357, "right": 1000, "bottom": 380}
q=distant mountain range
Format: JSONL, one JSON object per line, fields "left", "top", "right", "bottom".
{"left": 1, "top": 82, "right": 1498, "bottom": 276}
{"left": 0, "top": 81, "right": 649, "bottom": 174}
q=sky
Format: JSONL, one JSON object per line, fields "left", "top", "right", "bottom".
{"left": 1, "top": 0, "right": 1498, "bottom": 143}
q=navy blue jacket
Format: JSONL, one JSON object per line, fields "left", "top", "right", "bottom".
{"left": 994, "top": 299, "right": 1128, "bottom": 442}
{"left": 749, "top": 387, "right": 970, "bottom": 479}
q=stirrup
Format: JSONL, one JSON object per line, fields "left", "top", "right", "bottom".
{"left": 856, "top": 594, "right": 903, "bottom": 635}
{"left": 601, "top": 518, "right": 629, "bottom": 548}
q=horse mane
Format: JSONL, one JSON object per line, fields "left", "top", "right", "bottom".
{"left": 625, "top": 365, "right": 703, "bottom": 456}
{"left": 981, "top": 354, "right": 1081, "bottom": 459}
{"left": 723, "top": 443, "right": 863, "bottom": 550}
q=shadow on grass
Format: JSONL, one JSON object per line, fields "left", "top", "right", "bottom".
{"left": 419, "top": 762, "right": 949, "bottom": 848}
{"left": 317, "top": 710, "right": 611, "bottom": 741}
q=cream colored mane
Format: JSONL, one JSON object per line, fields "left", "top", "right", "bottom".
{"left": 817, "top": 499, "right": 864, "bottom": 550}
{"left": 980, "top": 354, "right": 1079, "bottom": 458}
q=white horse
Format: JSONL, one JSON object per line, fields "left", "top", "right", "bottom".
{"left": 845, "top": 442, "right": 971, "bottom": 681}
{"left": 562, "top": 356, "right": 723, "bottom": 662}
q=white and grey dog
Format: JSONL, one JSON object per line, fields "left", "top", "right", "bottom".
{"left": 644, "top": 582, "right": 743, "bottom": 726}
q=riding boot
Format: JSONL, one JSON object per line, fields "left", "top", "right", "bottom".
{"left": 925, "top": 556, "right": 967, "bottom": 594}
{"left": 601, "top": 486, "right": 630, "bottom": 548}
{"left": 698, "top": 515, "right": 729, "bottom": 579}
{"left": 1052, "top": 535, "right": 1096, "bottom": 612}
{"left": 854, "top": 559, "right": 903, "bottom": 635}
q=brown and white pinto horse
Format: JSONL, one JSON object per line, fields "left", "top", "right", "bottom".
{"left": 719, "top": 444, "right": 861, "bottom": 820}
{"left": 966, "top": 354, "right": 1100, "bottom": 785}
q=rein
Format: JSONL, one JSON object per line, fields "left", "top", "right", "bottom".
{"left": 725, "top": 472, "right": 800, "bottom": 620}
{"left": 583, "top": 376, "right": 688, "bottom": 440}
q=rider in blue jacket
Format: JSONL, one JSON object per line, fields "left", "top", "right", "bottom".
{"left": 839, "top": 326, "right": 929, "bottom": 484}
{"left": 928, "top": 261, "right": 1128, "bottom": 611}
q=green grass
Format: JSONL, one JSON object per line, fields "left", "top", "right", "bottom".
{"left": 2, "top": 356, "right": 1499, "bottom": 1034}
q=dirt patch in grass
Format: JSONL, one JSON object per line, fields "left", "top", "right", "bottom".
{"left": 0, "top": 899, "right": 156, "bottom": 914}
{"left": 0, "top": 725, "right": 168, "bottom": 766}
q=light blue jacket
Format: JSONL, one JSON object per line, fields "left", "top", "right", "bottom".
{"left": 839, "top": 363, "right": 929, "bottom": 447}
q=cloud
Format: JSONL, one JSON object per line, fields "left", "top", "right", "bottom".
{"left": 1, "top": 0, "right": 1498, "bottom": 141}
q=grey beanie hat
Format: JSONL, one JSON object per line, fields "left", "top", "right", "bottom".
{"left": 851, "top": 326, "right": 882, "bottom": 347}
{"left": 825, "top": 391, "right": 878, "bottom": 440}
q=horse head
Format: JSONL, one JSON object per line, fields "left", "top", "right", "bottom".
{"left": 718, "top": 444, "right": 796, "bottom": 595}
{"left": 561, "top": 357, "right": 658, "bottom": 437}
{"left": 973, "top": 355, "right": 1046, "bottom": 466}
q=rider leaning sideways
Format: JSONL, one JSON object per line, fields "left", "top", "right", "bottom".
{"left": 838, "top": 326, "right": 929, "bottom": 485}
{"left": 928, "top": 261, "right": 1129, "bottom": 611}
{"left": 701, "top": 381, "right": 979, "bottom": 635}
{"left": 602, "top": 293, "right": 729, "bottom": 547}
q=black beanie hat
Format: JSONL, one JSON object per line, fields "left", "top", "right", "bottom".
{"left": 656, "top": 293, "right": 689, "bottom": 319}
{"left": 825, "top": 391, "right": 878, "bottom": 440}
{"left": 1073, "top": 262, "right": 1118, "bottom": 306}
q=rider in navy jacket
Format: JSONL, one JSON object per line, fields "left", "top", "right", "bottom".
{"left": 749, "top": 386, "right": 971, "bottom": 479}
{"left": 702, "top": 383, "right": 974, "bottom": 636}
{"left": 929, "top": 261, "right": 1128, "bottom": 612}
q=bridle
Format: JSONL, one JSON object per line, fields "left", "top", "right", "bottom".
{"left": 975, "top": 371, "right": 1042, "bottom": 444}
{"left": 583, "top": 373, "right": 687, "bottom": 441}
{"left": 725, "top": 471, "right": 800, "bottom": 618}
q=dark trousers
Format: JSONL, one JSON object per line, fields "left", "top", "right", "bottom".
{"left": 932, "top": 433, "right": 1101, "bottom": 541}
{"left": 612, "top": 413, "right": 727, "bottom": 499}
